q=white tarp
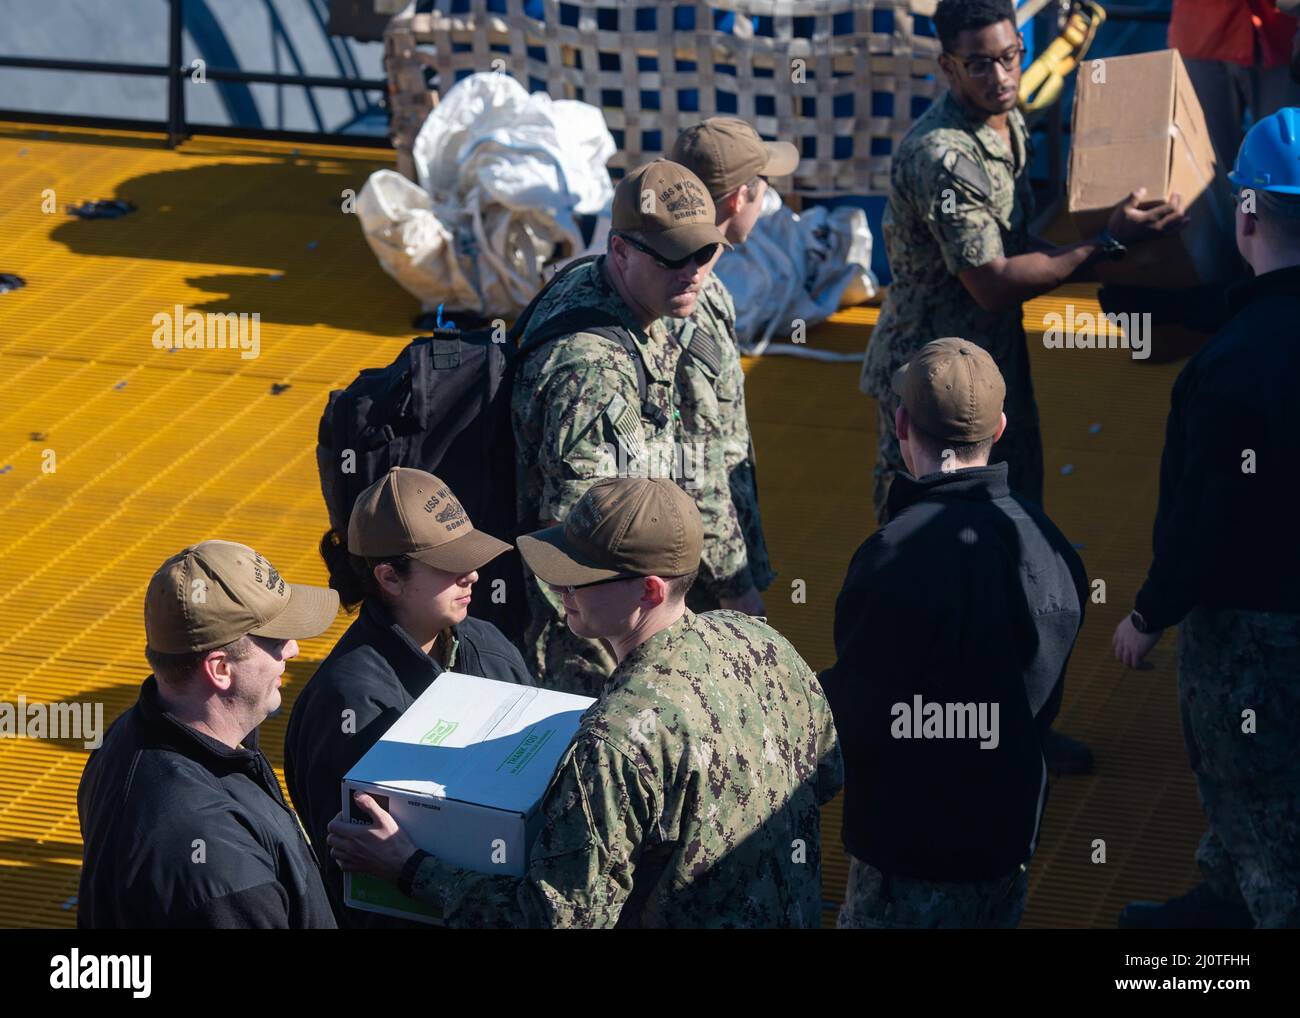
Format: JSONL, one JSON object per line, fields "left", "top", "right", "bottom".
{"left": 358, "top": 71, "right": 875, "bottom": 347}
{"left": 714, "top": 188, "right": 877, "bottom": 352}
{"left": 357, "top": 72, "right": 615, "bottom": 315}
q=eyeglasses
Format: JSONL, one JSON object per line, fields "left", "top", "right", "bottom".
{"left": 947, "top": 44, "right": 1024, "bottom": 79}
{"left": 614, "top": 232, "right": 721, "bottom": 271}
{"left": 560, "top": 575, "right": 638, "bottom": 597}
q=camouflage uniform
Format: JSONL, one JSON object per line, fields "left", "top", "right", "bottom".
{"left": 511, "top": 257, "right": 680, "bottom": 697}
{"left": 405, "top": 609, "right": 844, "bottom": 928}
{"left": 673, "top": 272, "right": 776, "bottom": 611}
{"left": 860, "top": 91, "right": 1042, "bottom": 523}
{"left": 1178, "top": 605, "right": 1300, "bottom": 928}
{"left": 837, "top": 857, "right": 1028, "bottom": 929}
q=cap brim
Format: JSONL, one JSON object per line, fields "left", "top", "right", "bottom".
{"left": 516, "top": 526, "right": 630, "bottom": 587}
{"left": 250, "top": 583, "right": 340, "bottom": 642}
{"left": 761, "top": 141, "right": 800, "bottom": 178}
{"left": 408, "top": 529, "right": 513, "bottom": 574}
{"left": 637, "top": 222, "right": 731, "bottom": 261}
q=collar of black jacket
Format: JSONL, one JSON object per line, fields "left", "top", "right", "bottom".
{"left": 136, "top": 674, "right": 264, "bottom": 772}
{"left": 1226, "top": 263, "right": 1300, "bottom": 313}
{"left": 359, "top": 598, "right": 453, "bottom": 688}
{"left": 886, "top": 462, "right": 1011, "bottom": 517}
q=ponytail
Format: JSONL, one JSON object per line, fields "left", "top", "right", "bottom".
{"left": 318, "top": 528, "right": 412, "bottom": 613}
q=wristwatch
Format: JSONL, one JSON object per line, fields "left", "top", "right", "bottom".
{"left": 1096, "top": 228, "right": 1127, "bottom": 261}
{"left": 1129, "top": 609, "right": 1153, "bottom": 634}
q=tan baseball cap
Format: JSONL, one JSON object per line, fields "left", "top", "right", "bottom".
{"left": 516, "top": 477, "right": 703, "bottom": 587}
{"left": 145, "top": 540, "right": 339, "bottom": 655}
{"left": 671, "top": 117, "right": 800, "bottom": 199}
{"left": 611, "top": 159, "right": 730, "bottom": 261}
{"left": 891, "top": 338, "right": 1006, "bottom": 444}
{"left": 347, "top": 467, "right": 511, "bottom": 574}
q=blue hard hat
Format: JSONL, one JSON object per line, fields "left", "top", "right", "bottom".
{"left": 1228, "top": 107, "right": 1300, "bottom": 194}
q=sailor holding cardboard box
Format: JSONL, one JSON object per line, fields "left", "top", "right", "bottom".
{"left": 860, "top": 0, "right": 1189, "bottom": 525}
{"left": 287, "top": 467, "right": 530, "bottom": 927}
{"left": 328, "top": 477, "right": 843, "bottom": 928}
{"left": 860, "top": 0, "right": 1193, "bottom": 778}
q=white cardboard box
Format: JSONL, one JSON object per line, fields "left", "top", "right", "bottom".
{"left": 342, "top": 672, "right": 595, "bottom": 924}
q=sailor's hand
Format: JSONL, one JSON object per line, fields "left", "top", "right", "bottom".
{"left": 1112, "top": 615, "right": 1162, "bottom": 669}
{"left": 327, "top": 793, "right": 417, "bottom": 882}
{"left": 1106, "top": 187, "right": 1190, "bottom": 245}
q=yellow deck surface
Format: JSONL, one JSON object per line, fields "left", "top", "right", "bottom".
{"left": 0, "top": 123, "right": 1203, "bottom": 928}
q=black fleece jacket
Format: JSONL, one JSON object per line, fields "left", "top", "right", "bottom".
{"left": 820, "top": 464, "right": 1088, "bottom": 882}
{"left": 1135, "top": 264, "right": 1300, "bottom": 630}
{"left": 284, "top": 601, "right": 530, "bottom": 928}
{"left": 77, "top": 676, "right": 337, "bottom": 929}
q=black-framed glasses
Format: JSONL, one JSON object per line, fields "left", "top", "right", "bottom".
{"left": 614, "top": 231, "right": 721, "bottom": 270}
{"left": 947, "top": 43, "right": 1025, "bottom": 79}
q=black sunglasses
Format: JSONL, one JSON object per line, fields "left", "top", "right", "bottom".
{"left": 614, "top": 231, "right": 721, "bottom": 270}
{"left": 559, "top": 574, "right": 639, "bottom": 596}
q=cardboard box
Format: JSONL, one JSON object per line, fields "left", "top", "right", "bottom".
{"left": 1068, "top": 49, "right": 1234, "bottom": 288}
{"left": 342, "top": 672, "right": 595, "bottom": 924}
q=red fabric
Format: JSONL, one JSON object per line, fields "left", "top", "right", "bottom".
{"left": 1169, "top": 0, "right": 1297, "bottom": 68}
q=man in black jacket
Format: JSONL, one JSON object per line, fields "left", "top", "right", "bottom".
{"left": 286, "top": 467, "right": 530, "bottom": 927}
{"left": 821, "top": 338, "right": 1087, "bottom": 928}
{"left": 77, "top": 540, "right": 340, "bottom": 928}
{"left": 1115, "top": 109, "right": 1300, "bottom": 930}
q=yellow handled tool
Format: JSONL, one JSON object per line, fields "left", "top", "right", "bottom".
{"left": 1018, "top": 1, "right": 1107, "bottom": 113}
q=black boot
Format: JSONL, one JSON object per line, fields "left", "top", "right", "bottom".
{"left": 1043, "top": 729, "right": 1094, "bottom": 776}
{"left": 1118, "top": 882, "right": 1255, "bottom": 929}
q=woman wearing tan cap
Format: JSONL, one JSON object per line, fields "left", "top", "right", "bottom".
{"left": 285, "top": 467, "right": 530, "bottom": 928}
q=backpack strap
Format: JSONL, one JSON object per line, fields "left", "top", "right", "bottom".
{"left": 518, "top": 308, "right": 670, "bottom": 430}
{"left": 506, "top": 254, "right": 603, "bottom": 345}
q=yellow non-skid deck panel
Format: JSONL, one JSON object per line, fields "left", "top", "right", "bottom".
{"left": 0, "top": 123, "right": 1203, "bottom": 929}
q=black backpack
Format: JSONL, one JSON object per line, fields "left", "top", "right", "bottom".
{"left": 315, "top": 256, "right": 667, "bottom": 646}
